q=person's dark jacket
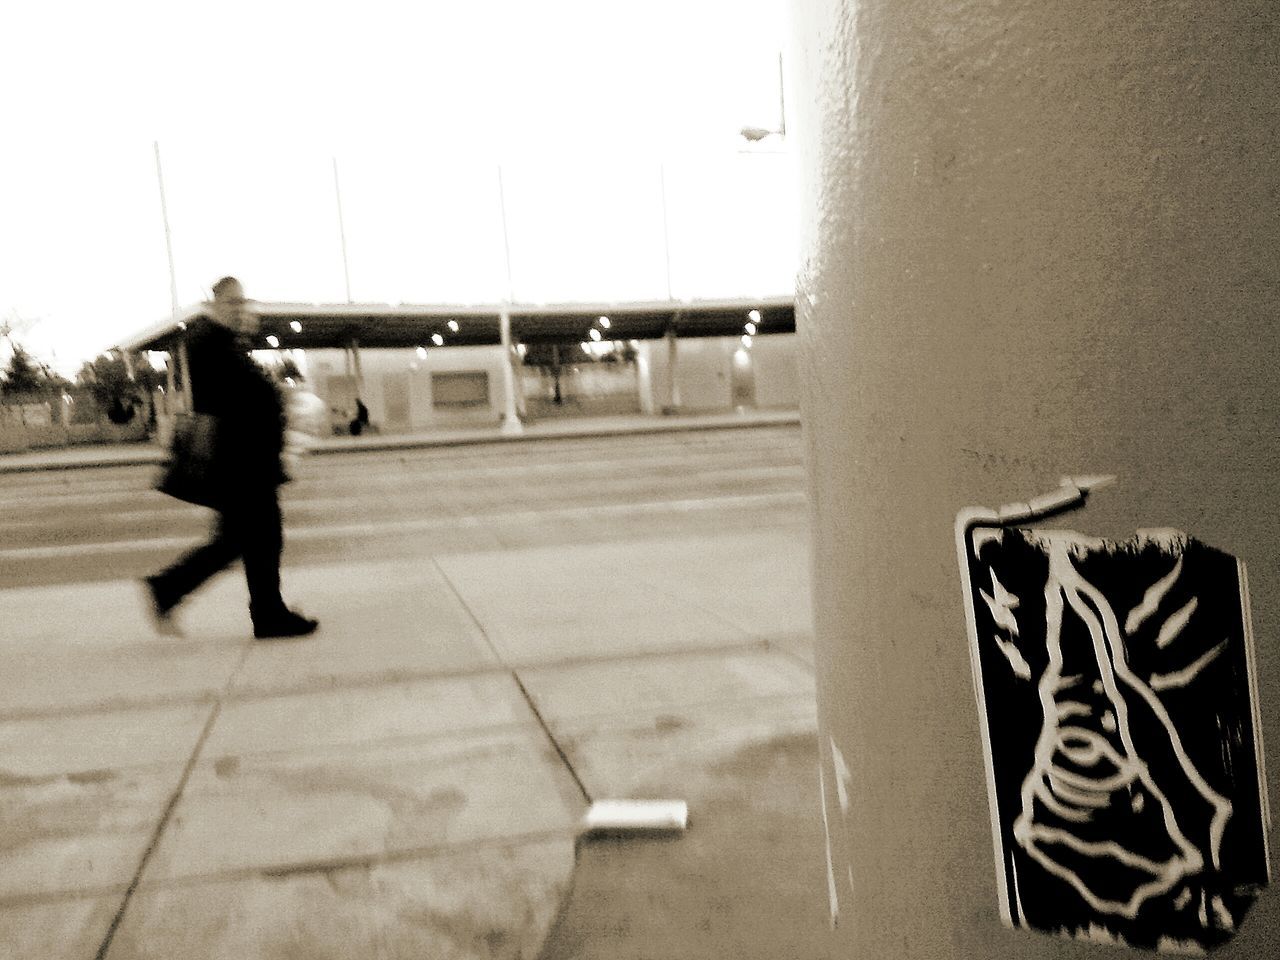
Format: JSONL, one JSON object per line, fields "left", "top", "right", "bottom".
{"left": 186, "top": 318, "right": 288, "bottom": 495}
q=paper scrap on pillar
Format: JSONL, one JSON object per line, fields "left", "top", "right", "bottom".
{"left": 956, "top": 501, "right": 1269, "bottom": 952}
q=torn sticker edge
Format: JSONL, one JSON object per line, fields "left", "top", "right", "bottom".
{"left": 1238, "top": 561, "right": 1274, "bottom": 878}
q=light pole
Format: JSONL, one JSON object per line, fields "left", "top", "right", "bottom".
{"left": 496, "top": 165, "right": 524, "bottom": 435}
{"left": 332, "top": 157, "right": 353, "bottom": 304}
{"left": 739, "top": 52, "right": 787, "bottom": 144}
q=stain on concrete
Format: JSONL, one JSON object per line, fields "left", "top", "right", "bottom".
{"left": 0, "top": 768, "right": 55, "bottom": 787}
{"left": 213, "top": 755, "right": 241, "bottom": 778}
{"left": 652, "top": 715, "right": 688, "bottom": 734}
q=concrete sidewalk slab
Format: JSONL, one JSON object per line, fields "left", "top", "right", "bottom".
{"left": 0, "top": 897, "right": 119, "bottom": 960}
{"left": 432, "top": 535, "right": 812, "bottom": 665}
{"left": 0, "top": 578, "right": 240, "bottom": 717}
{"left": 204, "top": 674, "right": 531, "bottom": 757}
{"left": 106, "top": 837, "right": 572, "bottom": 960}
{"left": 515, "top": 649, "right": 814, "bottom": 724}
{"left": 0, "top": 580, "right": 193, "bottom": 648}
{"left": 0, "top": 636, "right": 241, "bottom": 718}
{"left": 0, "top": 703, "right": 211, "bottom": 897}
{"left": 0, "top": 761, "right": 182, "bottom": 898}
{"left": 536, "top": 734, "right": 839, "bottom": 960}
{"left": 434, "top": 559, "right": 749, "bottom": 663}
{"left": 230, "top": 560, "right": 498, "bottom": 695}
{"left": 0, "top": 702, "right": 210, "bottom": 778}
{"left": 615, "top": 531, "right": 814, "bottom": 642}
{"left": 434, "top": 531, "right": 811, "bottom": 646}
{"left": 143, "top": 728, "right": 583, "bottom": 882}
{"left": 555, "top": 695, "right": 819, "bottom": 802}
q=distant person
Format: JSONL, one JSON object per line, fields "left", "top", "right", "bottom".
{"left": 349, "top": 397, "right": 369, "bottom": 436}
{"left": 143, "top": 276, "right": 318, "bottom": 640}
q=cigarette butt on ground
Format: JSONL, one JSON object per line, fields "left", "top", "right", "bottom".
{"left": 581, "top": 799, "right": 689, "bottom": 835}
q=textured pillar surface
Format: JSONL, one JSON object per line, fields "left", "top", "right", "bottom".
{"left": 792, "top": 1, "right": 1279, "bottom": 956}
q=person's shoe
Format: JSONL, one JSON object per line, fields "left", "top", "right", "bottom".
{"left": 253, "top": 610, "right": 319, "bottom": 641}
{"left": 140, "top": 578, "right": 183, "bottom": 637}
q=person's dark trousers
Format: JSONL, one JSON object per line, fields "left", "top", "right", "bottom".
{"left": 150, "top": 489, "right": 289, "bottom": 626}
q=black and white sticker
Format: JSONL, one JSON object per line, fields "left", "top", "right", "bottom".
{"left": 957, "top": 479, "right": 1270, "bottom": 952}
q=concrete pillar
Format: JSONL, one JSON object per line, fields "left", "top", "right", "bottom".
{"left": 498, "top": 309, "right": 524, "bottom": 435}
{"left": 176, "top": 340, "right": 192, "bottom": 412}
{"left": 662, "top": 324, "right": 681, "bottom": 414}
{"left": 164, "top": 349, "right": 177, "bottom": 416}
{"left": 636, "top": 341, "right": 656, "bottom": 416}
{"left": 349, "top": 338, "right": 364, "bottom": 396}
{"left": 793, "top": 1, "right": 1279, "bottom": 957}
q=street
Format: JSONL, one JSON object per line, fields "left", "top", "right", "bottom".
{"left": 0, "top": 425, "right": 807, "bottom": 590}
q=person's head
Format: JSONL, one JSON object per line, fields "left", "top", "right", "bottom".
{"left": 208, "top": 276, "right": 259, "bottom": 337}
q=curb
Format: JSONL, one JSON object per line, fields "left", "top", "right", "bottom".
{"left": 0, "top": 412, "right": 801, "bottom": 476}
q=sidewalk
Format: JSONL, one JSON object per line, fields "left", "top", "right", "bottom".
{"left": 0, "top": 527, "right": 830, "bottom": 958}
{"left": 0, "top": 409, "right": 801, "bottom": 474}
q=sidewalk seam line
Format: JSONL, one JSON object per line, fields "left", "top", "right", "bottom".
{"left": 429, "top": 556, "right": 593, "bottom": 807}
{"left": 0, "top": 637, "right": 781, "bottom": 724}
{"left": 93, "top": 644, "right": 253, "bottom": 960}
{"left": 1, "top": 827, "right": 577, "bottom": 908}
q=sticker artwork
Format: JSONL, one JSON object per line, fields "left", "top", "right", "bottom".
{"left": 956, "top": 479, "right": 1270, "bottom": 953}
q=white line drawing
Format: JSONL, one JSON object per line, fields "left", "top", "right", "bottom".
{"left": 1013, "top": 535, "right": 1231, "bottom": 918}
{"left": 1125, "top": 557, "right": 1183, "bottom": 634}
{"left": 955, "top": 480, "right": 1270, "bottom": 951}
{"left": 981, "top": 569, "right": 1032, "bottom": 680}
{"left": 1149, "top": 641, "right": 1227, "bottom": 692}
{"left": 1154, "top": 597, "right": 1199, "bottom": 650}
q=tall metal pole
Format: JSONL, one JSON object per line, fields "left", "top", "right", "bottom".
{"left": 333, "top": 157, "right": 353, "bottom": 303}
{"left": 153, "top": 142, "right": 180, "bottom": 320}
{"left": 496, "top": 165, "right": 523, "bottom": 434}
{"left": 153, "top": 142, "right": 189, "bottom": 424}
{"left": 659, "top": 163, "right": 674, "bottom": 301}
{"left": 496, "top": 165, "right": 516, "bottom": 304}
{"left": 776, "top": 51, "right": 787, "bottom": 138}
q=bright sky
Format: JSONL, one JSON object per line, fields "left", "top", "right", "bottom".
{"left": 0, "top": 1, "right": 795, "bottom": 375}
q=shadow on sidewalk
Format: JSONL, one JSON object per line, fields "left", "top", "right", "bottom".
{"left": 536, "top": 733, "right": 841, "bottom": 959}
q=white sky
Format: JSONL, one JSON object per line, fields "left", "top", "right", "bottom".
{"left": 0, "top": 1, "right": 795, "bottom": 375}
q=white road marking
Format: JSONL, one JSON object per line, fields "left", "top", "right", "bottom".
{"left": 0, "top": 491, "right": 806, "bottom": 561}
{"left": 0, "top": 459, "right": 802, "bottom": 511}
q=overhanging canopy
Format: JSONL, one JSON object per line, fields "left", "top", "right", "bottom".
{"left": 114, "top": 296, "right": 796, "bottom": 354}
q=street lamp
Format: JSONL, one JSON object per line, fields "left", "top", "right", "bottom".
{"left": 738, "top": 53, "right": 788, "bottom": 144}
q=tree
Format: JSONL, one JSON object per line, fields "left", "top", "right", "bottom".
{"left": 77, "top": 352, "right": 159, "bottom": 408}
{"left": 522, "top": 340, "right": 640, "bottom": 405}
{"left": 1, "top": 344, "right": 48, "bottom": 396}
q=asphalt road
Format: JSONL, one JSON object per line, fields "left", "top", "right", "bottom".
{"left": 0, "top": 425, "right": 807, "bottom": 591}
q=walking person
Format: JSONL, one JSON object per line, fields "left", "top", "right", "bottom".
{"left": 143, "top": 276, "right": 318, "bottom": 640}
